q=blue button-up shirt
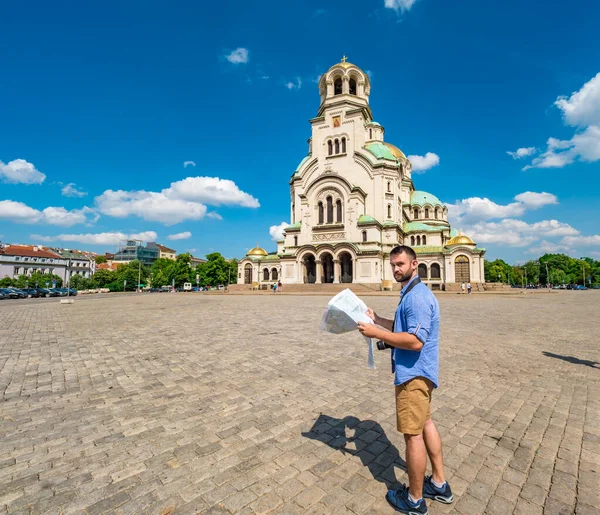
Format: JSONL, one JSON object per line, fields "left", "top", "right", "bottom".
{"left": 392, "top": 275, "right": 440, "bottom": 388}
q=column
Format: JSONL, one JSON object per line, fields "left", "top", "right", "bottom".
{"left": 333, "top": 260, "right": 340, "bottom": 283}
{"left": 316, "top": 260, "right": 322, "bottom": 284}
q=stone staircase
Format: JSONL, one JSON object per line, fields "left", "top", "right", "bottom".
{"left": 228, "top": 283, "right": 383, "bottom": 294}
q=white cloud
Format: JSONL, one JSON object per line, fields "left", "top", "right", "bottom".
{"left": 554, "top": 72, "right": 600, "bottom": 127}
{"left": 61, "top": 183, "right": 87, "bottom": 197}
{"left": 507, "top": 147, "right": 537, "bottom": 159}
{"left": 269, "top": 221, "right": 288, "bottom": 241}
{"left": 407, "top": 152, "right": 440, "bottom": 173}
{"left": 31, "top": 231, "right": 158, "bottom": 246}
{"left": 526, "top": 240, "right": 572, "bottom": 255}
{"left": 384, "top": 0, "right": 418, "bottom": 12}
{"left": 165, "top": 177, "right": 260, "bottom": 208}
{"left": 95, "top": 190, "right": 207, "bottom": 226}
{"left": 183, "top": 161, "right": 196, "bottom": 168}
{"left": 94, "top": 176, "right": 258, "bottom": 226}
{"left": 206, "top": 212, "right": 223, "bottom": 220}
{"left": 560, "top": 235, "right": 600, "bottom": 247}
{"left": 513, "top": 191, "right": 558, "bottom": 208}
{"left": 461, "top": 219, "right": 579, "bottom": 247}
{"left": 0, "top": 200, "right": 97, "bottom": 227}
{"left": 524, "top": 72, "right": 600, "bottom": 170}
{"left": 448, "top": 191, "right": 559, "bottom": 224}
{"left": 285, "top": 78, "right": 302, "bottom": 90}
{"left": 167, "top": 231, "right": 192, "bottom": 241}
{"left": 0, "top": 159, "right": 46, "bottom": 184}
{"left": 225, "top": 47, "right": 249, "bottom": 64}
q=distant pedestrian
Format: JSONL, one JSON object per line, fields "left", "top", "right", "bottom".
{"left": 467, "top": 282, "right": 472, "bottom": 294}
{"left": 277, "top": 280, "right": 282, "bottom": 292}
{"left": 461, "top": 282, "right": 466, "bottom": 294}
{"left": 272, "top": 283, "right": 277, "bottom": 293}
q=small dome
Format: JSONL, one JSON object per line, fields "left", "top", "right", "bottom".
{"left": 447, "top": 234, "right": 476, "bottom": 246}
{"left": 246, "top": 245, "right": 268, "bottom": 257}
{"left": 410, "top": 190, "right": 444, "bottom": 207}
{"left": 384, "top": 142, "right": 406, "bottom": 160}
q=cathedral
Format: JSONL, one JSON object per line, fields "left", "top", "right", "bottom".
{"left": 237, "top": 58, "right": 485, "bottom": 290}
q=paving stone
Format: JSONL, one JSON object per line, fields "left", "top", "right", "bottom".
{"left": 0, "top": 293, "right": 596, "bottom": 515}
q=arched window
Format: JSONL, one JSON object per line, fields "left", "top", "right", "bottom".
{"left": 318, "top": 202, "right": 324, "bottom": 224}
{"left": 263, "top": 268, "right": 270, "bottom": 281}
{"left": 341, "top": 137, "right": 346, "bottom": 153}
{"left": 434, "top": 208, "right": 439, "bottom": 219}
{"left": 387, "top": 204, "right": 392, "bottom": 218}
{"left": 271, "top": 268, "right": 278, "bottom": 280}
{"left": 430, "top": 263, "right": 441, "bottom": 279}
{"left": 369, "top": 128, "right": 372, "bottom": 139}
{"left": 362, "top": 231, "right": 367, "bottom": 242}
{"left": 414, "top": 209, "right": 419, "bottom": 219}
{"left": 387, "top": 181, "right": 391, "bottom": 192}
{"left": 417, "top": 235, "right": 421, "bottom": 246}
{"left": 425, "top": 208, "right": 429, "bottom": 218}
{"left": 418, "top": 263, "right": 428, "bottom": 279}
{"left": 422, "top": 235, "right": 427, "bottom": 245}
{"left": 327, "top": 140, "right": 333, "bottom": 155}
{"left": 336, "top": 199, "right": 342, "bottom": 222}
{"left": 326, "top": 196, "right": 333, "bottom": 223}
{"left": 334, "top": 78, "right": 342, "bottom": 95}
{"left": 294, "top": 236, "right": 298, "bottom": 246}
{"left": 334, "top": 139, "right": 340, "bottom": 154}
{"left": 411, "top": 236, "right": 415, "bottom": 246}
{"left": 349, "top": 78, "right": 357, "bottom": 95}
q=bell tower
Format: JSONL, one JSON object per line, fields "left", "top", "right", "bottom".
{"left": 317, "top": 56, "right": 372, "bottom": 118}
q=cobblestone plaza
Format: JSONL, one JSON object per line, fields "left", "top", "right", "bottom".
{"left": 1, "top": 292, "right": 598, "bottom": 514}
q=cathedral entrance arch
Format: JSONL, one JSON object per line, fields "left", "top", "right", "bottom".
{"left": 339, "top": 252, "right": 353, "bottom": 283}
{"left": 244, "top": 264, "right": 252, "bottom": 284}
{"left": 321, "top": 253, "right": 334, "bottom": 283}
{"left": 303, "top": 254, "right": 316, "bottom": 283}
{"left": 455, "top": 255, "right": 470, "bottom": 283}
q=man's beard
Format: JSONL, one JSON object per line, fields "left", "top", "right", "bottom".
{"left": 394, "top": 270, "right": 413, "bottom": 283}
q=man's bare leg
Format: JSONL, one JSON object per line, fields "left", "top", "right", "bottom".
{"left": 404, "top": 433, "right": 427, "bottom": 500}
{"left": 423, "top": 418, "right": 445, "bottom": 484}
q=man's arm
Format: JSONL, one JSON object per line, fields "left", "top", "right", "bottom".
{"left": 365, "top": 308, "right": 394, "bottom": 331}
{"left": 357, "top": 323, "right": 423, "bottom": 351}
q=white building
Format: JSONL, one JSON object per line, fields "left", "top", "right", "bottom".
{"left": 237, "top": 58, "right": 485, "bottom": 290}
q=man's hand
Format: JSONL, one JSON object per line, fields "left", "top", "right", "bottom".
{"left": 357, "top": 321, "right": 380, "bottom": 339}
{"left": 365, "top": 308, "right": 378, "bottom": 324}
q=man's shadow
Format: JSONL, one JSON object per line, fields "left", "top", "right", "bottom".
{"left": 542, "top": 351, "right": 599, "bottom": 368}
{"left": 302, "top": 414, "right": 406, "bottom": 488}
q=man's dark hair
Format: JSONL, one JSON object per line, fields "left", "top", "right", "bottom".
{"left": 390, "top": 245, "right": 417, "bottom": 261}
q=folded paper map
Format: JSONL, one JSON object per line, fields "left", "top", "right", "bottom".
{"left": 320, "top": 288, "right": 376, "bottom": 369}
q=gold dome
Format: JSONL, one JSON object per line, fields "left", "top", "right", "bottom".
{"left": 327, "top": 55, "right": 358, "bottom": 72}
{"left": 384, "top": 142, "right": 406, "bottom": 160}
{"left": 447, "top": 234, "right": 476, "bottom": 246}
{"left": 246, "top": 245, "right": 268, "bottom": 257}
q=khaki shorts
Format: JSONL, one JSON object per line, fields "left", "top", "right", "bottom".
{"left": 395, "top": 376, "right": 434, "bottom": 435}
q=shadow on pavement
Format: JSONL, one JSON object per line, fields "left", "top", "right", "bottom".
{"left": 543, "top": 351, "right": 599, "bottom": 368}
{"left": 302, "top": 414, "right": 406, "bottom": 489}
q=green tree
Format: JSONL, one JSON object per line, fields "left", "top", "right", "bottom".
{"left": 523, "top": 260, "right": 540, "bottom": 285}
{"left": 484, "top": 259, "right": 511, "bottom": 283}
{"left": 91, "top": 269, "right": 116, "bottom": 288}
{"left": 114, "top": 260, "right": 149, "bottom": 291}
{"left": 14, "top": 272, "right": 63, "bottom": 288}
{"left": 172, "top": 253, "right": 193, "bottom": 287}
{"left": 69, "top": 274, "right": 93, "bottom": 290}
{"left": 0, "top": 277, "right": 14, "bottom": 287}
{"left": 95, "top": 255, "right": 107, "bottom": 264}
{"left": 196, "top": 253, "right": 236, "bottom": 287}
{"left": 151, "top": 258, "right": 176, "bottom": 288}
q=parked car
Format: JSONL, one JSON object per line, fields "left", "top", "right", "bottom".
{"left": 35, "top": 288, "right": 59, "bottom": 297}
{"left": 0, "top": 291, "right": 7, "bottom": 300}
{"left": 50, "top": 288, "right": 68, "bottom": 297}
{"left": 0, "top": 288, "right": 21, "bottom": 299}
{"left": 20, "top": 288, "right": 40, "bottom": 298}
{"left": 575, "top": 285, "right": 588, "bottom": 290}
{"left": 8, "top": 288, "right": 28, "bottom": 299}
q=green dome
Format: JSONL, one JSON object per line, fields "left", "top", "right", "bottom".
{"left": 403, "top": 222, "right": 442, "bottom": 233}
{"left": 367, "top": 121, "right": 382, "bottom": 127}
{"left": 364, "top": 142, "right": 396, "bottom": 161}
{"left": 410, "top": 190, "right": 444, "bottom": 207}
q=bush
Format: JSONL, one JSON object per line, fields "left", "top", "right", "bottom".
{"left": 106, "top": 281, "right": 124, "bottom": 292}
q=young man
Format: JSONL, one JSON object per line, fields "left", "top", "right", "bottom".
{"left": 358, "top": 245, "right": 453, "bottom": 514}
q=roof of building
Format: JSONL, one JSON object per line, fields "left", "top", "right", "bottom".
{"left": 97, "top": 262, "right": 119, "bottom": 271}
{"left": 295, "top": 155, "right": 311, "bottom": 172}
{"left": 447, "top": 234, "right": 476, "bottom": 246}
{"left": 403, "top": 222, "right": 443, "bottom": 233}
{"left": 366, "top": 121, "right": 382, "bottom": 127}
{"left": 383, "top": 142, "right": 406, "bottom": 160}
{"left": 156, "top": 244, "right": 177, "bottom": 254}
{"left": 363, "top": 142, "right": 397, "bottom": 161}
{"left": 53, "top": 248, "right": 91, "bottom": 260}
{"left": 357, "top": 214, "right": 380, "bottom": 226}
{"left": 0, "top": 245, "right": 61, "bottom": 259}
{"left": 246, "top": 245, "right": 268, "bottom": 257}
{"left": 284, "top": 222, "right": 301, "bottom": 231}
{"left": 410, "top": 190, "right": 444, "bottom": 207}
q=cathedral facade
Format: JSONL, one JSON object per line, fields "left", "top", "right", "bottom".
{"left": 237, "top": 58, "right": 485, "bottom": 290}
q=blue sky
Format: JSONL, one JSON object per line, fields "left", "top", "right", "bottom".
{"left": 1, "top": 0, "right": 599, "bottom": 263}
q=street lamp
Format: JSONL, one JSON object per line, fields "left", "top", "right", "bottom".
{"left": 497, "top": 273, "right": 501, "bottom": 285}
